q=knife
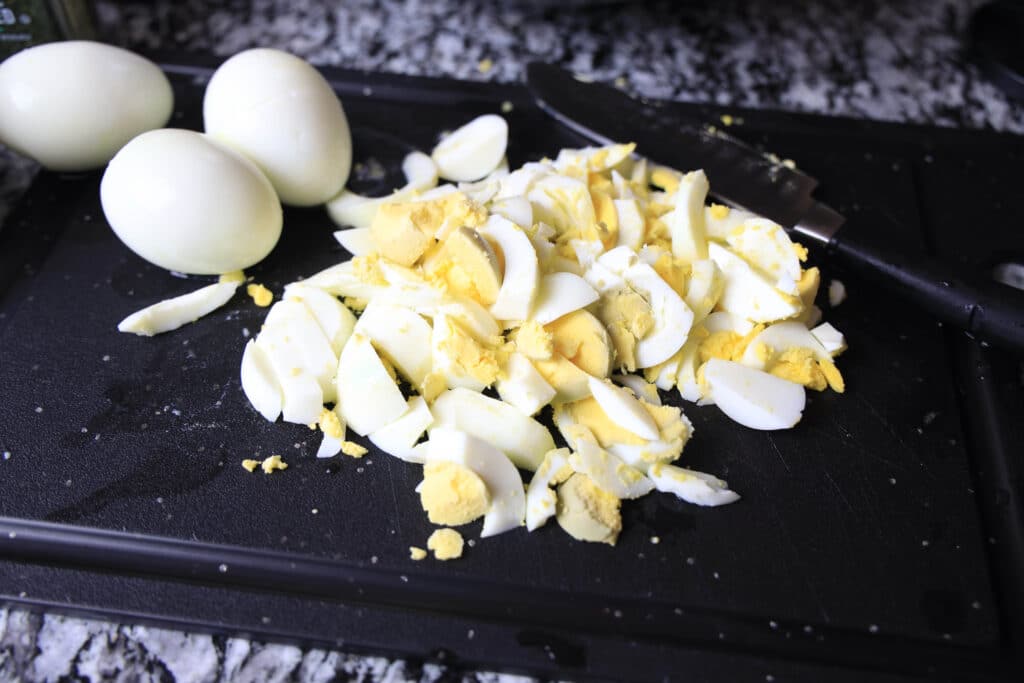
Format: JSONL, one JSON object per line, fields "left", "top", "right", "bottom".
{"left": 525, "top": 62, "right": 1024, "bottom": 354}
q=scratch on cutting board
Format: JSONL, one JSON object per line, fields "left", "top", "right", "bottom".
{"left": 766, "top": 435, "right": 790, "bottom": 473}
{"left": 823, "top": 472, "right": 855, "bottom": 515}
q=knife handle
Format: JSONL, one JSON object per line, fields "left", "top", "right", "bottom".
{"left": 829, "top": 229, "right": 1024, "bottom": 355}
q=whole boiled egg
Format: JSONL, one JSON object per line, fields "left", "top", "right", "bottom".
{"left": 0, "top": 41, "right": 173, "bottom": 171}
{"left": 203, "top": 48, "right": 352, "bottom": 206}
{"left": 100, "top": 129, "right": 282, "bottom": 274}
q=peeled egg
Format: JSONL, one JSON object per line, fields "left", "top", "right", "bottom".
{"left": 101, "top": 129, "right": 282, "bottom": 275}
{"left": 0, "top": 41, "right": 173, "bottom": 171}
{"left": 431, "top": 114, "right": 508, "bottom": 182}
{"left": 204, "top": 48, "right": 352, "bottom": 206}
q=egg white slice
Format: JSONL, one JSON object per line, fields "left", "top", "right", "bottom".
{"left": 240, "top": 339, "right": 282, "bottom": 422}
{"left": 587, "top": 376, "right": 660, "bottom": 440}
{"left": 708, "top": 242, "right": 802, "bottom": 323}
{"left": 283, "top": 283, "right": 356, "bottom": 356}
{"left": 739, "top": 321, "right": 831, "bottom": 370}
{"left": 526, "top": 174, "right": 596, "bottom": 235}
{"left": 614, "top": 198, "right": 644, "bottom": 250}
{"left": 569, "top": 436, "right": 655, "bottom": 499}
{"left": 648, "top": 463, "right": 740, "bottom": 507}
{"left": 607, "top": 438, "right": 685, "bottom": 472}
{"left": 666, "top": 169, "right": 709, "bottom": 263}
{"left": 431, "top": 313, "right": 492, "bottom": 392}
{"left": 426, "top": 427, "right": 525, "bottom": 537}
{"left": 117, "top": 280, "right": 240, "bottom": 336}
{"left": 432, "top": 114, "right": 509, "bottom": 182}
{"left": 326, "top": 151, "right": 438, "bottom": 229}
{"left": 496, "top": 352, "right": 556, "bottom": 416}
{"left": 612, "top": 374, "right": 661, "bottom": 405}
{"left": 335, "top": 333, "right": 408, "bottom": 435}
{"left": 489, "top": 195, "right": 533, "bottom": 228}
{"left": 525, "top": 448, "right": 570, "bottom": 531}
{"left": 431, "top": 388, "right": 554, "bottom": 471}
{"left": 811, "top": 322, "right": 847, "bottom": 356}
{"left": 703, "top": 310, "right": 755, "bottom": 335}
{"left": 478, "top": 215, "right": 539, "bottom": 323}
{"left": 333, "top": 227, "right": 374, "bottom": 256}
{"left": 301, "top": 260, "right": 386, "bottom": 301}
{"left": 582, "top": 261, "right": 625, "bottom": 294}
{"left": 494, "top": 163, "right": 547, "bottom": 200}
{"left": 704, "top": 204, "right": 756, "bottom": 240}
{"left": 530, "top": 272, "right": 599, "bottom": 325}
{"left": 622, "top": 262, "right": 694, "bottom": 368}
{"left": 726, "top": 218, "right": 802, "bottom": 295}
{"left": 683, "top": 259, "right": 724, "bottom": 325}
{"left": 316, "top": 405, "right": 346, "bottom": 459}
{"left": 703, "top": 358, "right": 805, "bottom": 430}
{"left": 369, "top": 396, "right": 433, "bottom": 464}
{"left": 596, "top": 244, "right": 639, "bottom": 275}
{"left": 355, "top": 299, "right": 433, "bottom": 386}
{"left": 674, "top": 334, "right": 704, "bottom": 403}
{"left": 258, "top": 299, "right": 338, "bottom": 404}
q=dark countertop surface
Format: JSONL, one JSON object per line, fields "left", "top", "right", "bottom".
{"left": 1, "top": 1, "right": 1021, "bottom": 681}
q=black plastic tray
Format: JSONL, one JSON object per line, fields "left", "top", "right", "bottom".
{"left": 0, "top": 56, "right": 1022, "bottom": 681}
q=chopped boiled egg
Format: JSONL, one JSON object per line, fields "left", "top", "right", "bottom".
{"left": 431, "top": 114, "right": 508, "bottom": 182}
{"left": 648, "top": 463, "right": 739, "bottom": 507}
{"left": 368, "top": 396, "right": 433, "bottom": 464}
{"left": 702, "top": 358, "right": 806, "bottom": 430}
{"left": 556, "top": 473, "right": 621, "bottom": 545}
{"left": 496, "top": 352, "right": 557, "bottom": 416}
{"left": 419, "top": 460, "right": 490, "bottom": 526}
{"left": 118, "top": 280, "right": 240, "bottom": 336}
{"left": 426, "top": 528, "right": 465, "bottom": 560}
{"left": 525, "top": 448, "right": 572, "bottom": 531}
{"left": 335, "top": 332, "right": 408, "bottom": 435}
{"left": 425, "top": 427, "right": 525, "bottom": 537}
{"left": 530, "top": 272, "right": 599, "bottom": 324}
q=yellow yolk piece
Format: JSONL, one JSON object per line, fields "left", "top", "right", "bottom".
{"left": 513, "top": 320, "right": 554, "bottom": 361}
{"left": 769, "top": 347, "right": 827, "bottom": 391}
{"left": 409, "top": 546, "right": 427, "bottom": 561}
{"left": 427, "top": 528, "right": 465, "bottom": 560}
{"left": 652, "top": 252, "right": 690, "bottom": 299}
{"left": 428, "top": 226, "right": 502, "bottom": 305}
{"left": 597, "top": 289, "right": 654, "bottom": 373}
{"left": 435, "top": 316, "right": 502, "bottom": 387}
{"left": 246, "top": 283, "right": 273, "bottom": 307}
{"left": 698, "top": 325, "right": 764, "bottom": 364}
{"left": 369, "top": 202, "right": 436, "bottom": 266}
{"left": 343, "top": 296, "right": 368, "bottom": 311}
{"left": 318, "top": 408, "right": 344, "bottom": 439}
{"left": 592, "top": 189, "right": 619, "bottom": 247}
{"left": 219, "top": 270, "right": 246, "bottom": 284}
{"left": 545, "top": 310, "right": 613, "bottom": 378}
{"left": 261, "top": 454, "right": 288, "bottom": 474}
{"left": 341, "top": 441, "right": 368, "bottom": 458}
{"left": 556, "top": 473, "right": 622, "bottom": 545}
{"left": 419, "top": 371, "right": 447, "bottom": 403}
{"left": 419, "top": 460, "right": 490, "bottom": 526}
{"left": 708, "top": 204, "right": 731, "bottom": 221}
{"left": 351, "top": 254, "right": 387, "bottom": 285}
{"left": 564, "top": 397, "right": 647, "bottom": 446}
{"left": 241, "top": 459, "right": 260, "bottom": 473}
{"left": 820, "top": 359, "right": 846, "bottom": 393}
{"left": 792, "top": 242, "right": 809, "bottom": 262}
{"left": 650, "top": 167, "right": 682, "bottom": 194}
{"left": 796, "top": 266, "right": 821, "bottom": 309}
{"left": 532, "top": 352, "right": 590, "bottom": 402}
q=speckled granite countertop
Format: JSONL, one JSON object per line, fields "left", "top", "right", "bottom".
{"left": 2, "top": 1, "right": 1022, "bottom": 681}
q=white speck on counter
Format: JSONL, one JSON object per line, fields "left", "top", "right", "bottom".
{"left": 686, "top": 556, "right": 695, "bottom": 565}
{"left": 34, "top": 406, "right": 43, "bottom": 414}
{"left": 889, "top": 477, "right": 897, "bottom": 485}
{"left": 101, "top": 355, "right": 111, "bottom": 362}
{"left": 769, "top": 620, "right": 779, "bottom": 630}
{"left": 311, "top": 508, "right": 319, "bottom": 515}
{"left": 650, "top": 536, "right": 660, "bottom": 544}
{"left": 869, "top": 624, "right": 879, "bottom": 633}
{"left": 828, "top": 279, "right": 846, "bottom": 307}
{"left": 921, "top": 540, "right": 930, "bottom": 547}
{"left": 2, "top": 451, "right": 10, "bottom": 460}
{"left": 467, "top": 629, "right": 475, "bottom": 640}
{"left": 218, "top": 564, "right": 228, "bottom": 573}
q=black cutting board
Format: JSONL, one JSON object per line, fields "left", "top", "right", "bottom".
{"left": 1, "top": 57, "right": 1022, "bottom": 682}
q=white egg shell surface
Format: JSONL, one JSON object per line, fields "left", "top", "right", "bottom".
{"left": 101, "top": 129, "right": 282, "bottom": 275}
{"left": 204, "top": 48, "right": 352, "bottom": 206}
{"left": 0, "top": 41, "right": 173, "bottom": 171}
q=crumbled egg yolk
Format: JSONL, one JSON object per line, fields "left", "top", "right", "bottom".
{"left": 513, "top": 320, "right": 554, "bottom": 360}
{"left": 545, "top": 310, "right": 612, "bottom": 378}
{"left": 419, "top": 371, "right": 448, "bottom": 403}
{"left": 318, "top": 408, "right": 343, "bottom": 439}
{"left": 477, "top": 57, "right": 493, "bottom": 74}
{"left": 435, "top": 316, "right": 502, "bottom": 387}
{"left": 409, "top": 546, "right": 427, "bottom": 561}
{"left": 427, "top": 528, "right": 465, "bottom": 560}
{"left": 246, "top": 283, "right": 273, "bottom": 307}
{"left": 341, "top": 441, "right": 368, "bottom": 458}
{"left": 419, "top": 460, "right": 490, "bottom": 526}
{"left": 424, "top": 226, "right": 502, "bottom": 305}
{"left": 650, "top": 167, "right": 682, "bottom": 194}
{"left": 708, "top": 203, "right": 731, "bottom": 221}
{"left": 219, "top": 270, "right": 246, "bottom": 284}
{"left": 260, "top": 454, "right": 288, "bottom": 474}
{"left": 556, "top": 473, "right": 622, "bottom": 545}
{"left": 241, "top": 459, "right": 260, "bottom": 473}
{"left": 651, "top": 252, "right": 690, "bottom": 299}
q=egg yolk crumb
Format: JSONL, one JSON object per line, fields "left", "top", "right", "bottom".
{"left": 435, "top": 316, "right": 502, "bottom": 387}
{"left": 261, "top": 454, "right": 288, "bottom": 474}
{"left": 597, "top": 288, "right": 654, "bottom": 372}
{"left": 427, "top": 528, "right": 465, "bottom": 560}
{"left": 340, "top": 441, "right": 368, "bottom": 457}
{"left": 546, "top": 310, "right": 612, "bottom": 378}
{"left": 246, "top": 283, "right": 273, "bottom": 307}
{"left": 241, "top": 459, "right": 260, "bottom": 473}
{"left": 513, "top": 320, "right": 554, "bottom": 360}
{"left": 219, "top": 270, "right": 246, "bottom": 284}
{"left": 318, "top": 408, "right": 344, "bottom": 439}
{"left": 409, "top": 546, "right": 427, "bottom": 561}
{"left": 419, "top": 371, "right": 447, "bottom": 403}
{"left": 419, "top": 460, "right": 490, "bottom": 526}
{"left": 708, "top": 204, "right": 731, "bottom": 221}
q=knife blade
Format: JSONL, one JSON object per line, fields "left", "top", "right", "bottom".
{"left": 525, "top": 62, "right": 1024, "bottom": 354}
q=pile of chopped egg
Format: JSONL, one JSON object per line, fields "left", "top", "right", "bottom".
{"left": 235, "top": 113, "right": 849, "bottom": 550}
